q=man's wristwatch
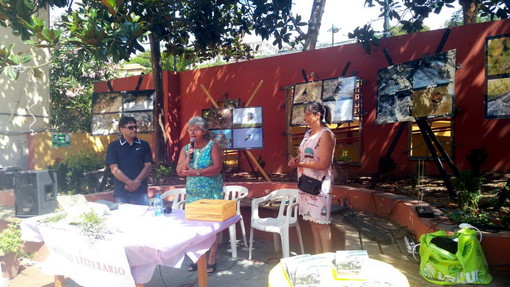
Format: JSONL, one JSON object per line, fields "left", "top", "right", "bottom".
{"left": 196, "top": 169, "right": 200, "bottom": 176}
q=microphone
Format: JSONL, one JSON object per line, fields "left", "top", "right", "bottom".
{"left": 189, "top": 138, "right": 195, "bottom": 161}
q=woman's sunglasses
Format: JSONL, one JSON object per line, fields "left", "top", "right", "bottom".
{"left": 124, "top": 125, "right": 139, "bottom": 130}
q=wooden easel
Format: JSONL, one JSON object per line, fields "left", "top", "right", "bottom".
{"left": 200, "top": 82, "right": 272, "bottom": 182}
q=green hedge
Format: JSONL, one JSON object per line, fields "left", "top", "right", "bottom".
{"left": 48, "top": 149, "right": 105, "bottom": 194}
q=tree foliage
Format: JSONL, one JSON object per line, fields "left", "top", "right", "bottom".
{"left": 1, "top": 0, "right": 298, "bottom": 159}
{"left": 126, "top": 51, "right": 193, "bottom": 73}
{"left": 350, "top": 0, "right": 510, "bottom": 54}
{"left": 50, "top": 40, "right": 119, "bottom": 132}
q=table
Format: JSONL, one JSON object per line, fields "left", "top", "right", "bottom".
{"left": 21, "top": 204, "right": 240, "bottom": 287}
{"left": 268, "top": 253, "right": 409, "bottom": 287}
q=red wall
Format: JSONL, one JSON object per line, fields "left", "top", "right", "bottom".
{"left": 95, "top": 19, "right": 510, "bottom": 176}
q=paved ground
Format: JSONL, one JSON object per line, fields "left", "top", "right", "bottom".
{"left": 3, "top": 201, "right": 509, "bottom": 287}
{"left": 6, "top": 216, "right": 510, "bottom": 287}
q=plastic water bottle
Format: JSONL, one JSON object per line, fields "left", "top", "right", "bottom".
{"left": 153, "top": 194, "right": 164, "bottom": 216}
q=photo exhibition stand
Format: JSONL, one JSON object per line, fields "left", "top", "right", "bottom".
{"left": 370, "top": 29, "right": 460, "bottom": 199}
{"left": 200, "top": 82, "right": 272, "bottom": 183}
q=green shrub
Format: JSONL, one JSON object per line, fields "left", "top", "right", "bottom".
{"left": 151, "top": 161, "right": 175, "bottom": 185}
{"left": 453, "top": 171, "right": 483, "bottom": 213}
{"left": 0, "top": 220, "right": 27, "bottom": 257}
{"left": 48, "top": 149, "right": 105, "bottom": 194}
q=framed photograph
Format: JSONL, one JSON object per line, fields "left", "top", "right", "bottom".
{"left": 293, "top": 81, "right": 323, "bottom": 104}
{"left": 233, "top": 107, "right": 262, "bottom": 128}
{"left": 486, "top": 34, "right": 510, "bottom": 119}
{"left": 92, "top": 92, "right": 123, "bottom": 114}
{"left": 123, "top": 90, "right": 155, "bottom": 111}
{"left": 376, "top": 49, "right": 457, "bottom": 124}
{"left": 123, "top": 111, "right": 154, "bottom": 133}
{"left": 412, "top": 50, "right": 456, "bottom": 90}
{"left": 377, "top": 64, "right": 413, "bottom": 96}
{"left": 217, "top": 98, "right": 240, "bottom": 108}
{"left": 208, "top": 129, "right": 233, "bottom": 149}
{"left": 412, "top": 84, "right": 454, "bottom": 119}
{"left": 486, "top": 34, "right": 510, "bottom": 77}
{"left": 376, "top": 90, "right": 414, "bottom": 124}
{"left": 290, "top": 104, "right": 306, "bottom": 126}
{"left": 324, "top": 100, "right": 354, "bottom": 123}
{"left": 486, "top": 77, "right": 510, "bottom": 118}
{"left": 91, "top": 113, "right": 121, "bottom": 136}
{"left": 233, "top": 128, "right": 263, "bottom": 149}
{"left": 202, "top": 108, "right": 233, "bottom": 129}
{"left": 322, "top": 76, "right": 357, "bottom": 102}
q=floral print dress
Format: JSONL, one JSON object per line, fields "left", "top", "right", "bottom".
{"left": 297, "top": 127, "right": 335, "bottom": 224}
{"left": 185, "top": 140, "right": 223, "bottom": 203}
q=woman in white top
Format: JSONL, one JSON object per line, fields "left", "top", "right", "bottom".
{"left": 288, "top": 101, "right": 335, "bottom": 254}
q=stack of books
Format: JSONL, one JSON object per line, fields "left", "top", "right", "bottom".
{"left": 279, "top": 250, "right": 369, "bottom": 286}
{"left": 333, "top": 250, "right": 369, "bottom": 280}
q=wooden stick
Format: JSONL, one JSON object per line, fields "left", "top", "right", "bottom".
{"left": 200, "top": 84, "right": 219, "bottom": 108}
{"left": 245, "top": 80, "right": 264, "bottom": 107}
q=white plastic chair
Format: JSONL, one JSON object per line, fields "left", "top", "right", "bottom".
{"left": 223, "top": 185, "right": 249, "bottom": 251}
{"left": 248, "top": 188, "right": 304, "bottom": 260}
{"left": 150, "top": 187, "right": 187, "bottom": 210}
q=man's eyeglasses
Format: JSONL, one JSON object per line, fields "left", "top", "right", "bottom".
{"left": 124, "top": 125, "right": 139, "bottom": 130}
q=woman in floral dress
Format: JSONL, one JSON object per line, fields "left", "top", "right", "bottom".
{"left": 177, "top": 116, "right": 223, "bottom": 273}
{"left": 288, "top": 101, "right": 335, "bottom": 254}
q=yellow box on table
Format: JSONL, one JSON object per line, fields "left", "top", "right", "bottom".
{"left": 185, "top": 199, "right": 236, "bottom": 221}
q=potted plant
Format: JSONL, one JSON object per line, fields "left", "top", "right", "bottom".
{"left": 0, "top": 220, "right": 24, "bottom": 279}
{"left": 334, "top": 150, "right": 351, "bottom": 185}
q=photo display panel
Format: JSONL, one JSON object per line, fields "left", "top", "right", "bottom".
{"left": 91, "top": 90, "right": 155, "bottom": 135}
{"left": 202, "top": 107, "right": 263, "bottom": 149}
{"left": 290, "top": 77, "right": 358, "bottom": 126}
{"left": 375, "top": 50, "right": 456, "bottom": 124}
{"left": 485, "top": 34, "right": 510, "bottom": 119}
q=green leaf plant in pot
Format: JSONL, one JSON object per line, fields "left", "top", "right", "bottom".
{"left": 334, "top": 150, "right": 351, "bottom": 185}
{"left": 0, "top": 220, "right": 25, "bottom": 279}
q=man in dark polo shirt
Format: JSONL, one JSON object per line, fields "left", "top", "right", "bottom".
{"left": 105, "top": 116, "right": 153, "bottom": 205}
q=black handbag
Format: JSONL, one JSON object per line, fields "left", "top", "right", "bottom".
{"left": 298, "top": 174, "right": 324, "bottom": 195}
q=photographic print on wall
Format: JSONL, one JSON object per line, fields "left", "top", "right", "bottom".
{"left": 91, "top": 90, "right": 155, "bottom": 135}
{"left": 293, "top": 81, "right": 323, "bottom": 104}
{"left": 123, "top": 91, "right": 154, "bottom": 111}
{"left": 202, "top": 108, "right": 233, "bottom": 129}
{"left": 322, "top": 76, "right": 356, "bottom": 102}
{"left": 290, "top": 104, "right": 307, "bottom": 126}
{"left": 322, "top": 76, "right": 357, "bottom": 123}
{"left": 208, "top": 129, "right": 233, "bottom": 149}
{"left": 92, "top": 93, "right": 123, "bottom": 114}
{"left": 485, "top": 34, "right": 510, "bottom": 119}
{"left": 324, "top": 100, "right": 354, "bottom": 123}
{"left": 376, "top": 50, "right": 456, "bottom": 124}
{"left": 91, "top": 114, "right": 122, "bottom": 136}
{"left": 233, "top": 128, "right": 263, "bottom": 149}
{"left": 233, "top": 107, "right": 262, "bottom": 128}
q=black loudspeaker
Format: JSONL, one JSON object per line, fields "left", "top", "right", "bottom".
{"left": 14, "top": 170, "right": 58, "bottom": 217}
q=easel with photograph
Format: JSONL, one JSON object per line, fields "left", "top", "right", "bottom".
{"left": 371, "top": 30, "right": 460, "bottom": 198}
{"left": 200, "top": 82, "right": 272, "bottom": 182}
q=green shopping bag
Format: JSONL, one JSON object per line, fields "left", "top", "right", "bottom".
{"left": 419, "top": 228, "right": 492, "bottom": 285}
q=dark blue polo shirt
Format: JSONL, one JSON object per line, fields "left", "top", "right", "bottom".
{"left": 105, "top": 136, "right": 153, "bottom": 195}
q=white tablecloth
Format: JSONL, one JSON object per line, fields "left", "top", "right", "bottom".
{"left": 21, "top": 204, "right": 240, "bottom": 284}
